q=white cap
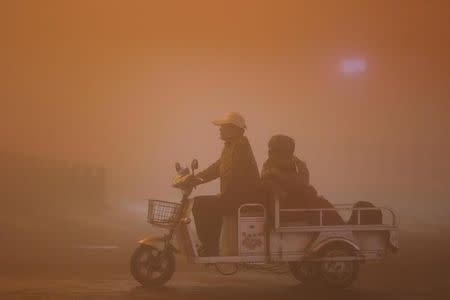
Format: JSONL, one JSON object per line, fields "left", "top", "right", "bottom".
{"left": 212, "top": 112, "right": 247, "bottom": 129}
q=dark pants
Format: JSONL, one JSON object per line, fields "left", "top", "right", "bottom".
{"left": 192, "top": 195, "right": 223, "bottom": 255}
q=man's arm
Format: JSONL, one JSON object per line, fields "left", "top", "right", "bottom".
{"left": 196, "top": 159, "right": 221, "bottom": 183}
{"left": 228, "top": 138, "right": 260, "bottom": 192}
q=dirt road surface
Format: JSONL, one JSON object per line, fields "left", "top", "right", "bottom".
{"left": 1, "top": 254, "right": 449, "bottom": 300}
{"left": 1, "top": 230, "right": 449, "bottom": 299}
{"left": 1, "top": 268, "right": 447, "bottom": 300}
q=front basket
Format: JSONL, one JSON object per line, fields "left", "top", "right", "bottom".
{"left": 147, "top": 199, "right": 181, "bottom": 227}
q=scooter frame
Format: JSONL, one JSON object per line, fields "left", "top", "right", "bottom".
{"left": 139, "top": 191, "right": 399, "bottom": 265}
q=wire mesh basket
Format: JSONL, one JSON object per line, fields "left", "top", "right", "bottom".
{"left": 147, "top": 199, "right": 181, "bottom": 227}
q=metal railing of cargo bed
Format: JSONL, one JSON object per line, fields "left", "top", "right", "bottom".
{"left": 273, "top": 197, "right": 398, "bottom": 232}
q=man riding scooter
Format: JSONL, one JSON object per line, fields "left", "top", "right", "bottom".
{"left": 187, "top": 112, "right": 260, "bottom": 256}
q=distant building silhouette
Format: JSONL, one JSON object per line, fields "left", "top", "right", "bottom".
{"left": 1, "top": 152, "right": 106, "bottom": 216}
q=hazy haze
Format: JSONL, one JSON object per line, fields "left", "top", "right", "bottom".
{"left": 2, "top": 0, "right": 450, "bottom": 226}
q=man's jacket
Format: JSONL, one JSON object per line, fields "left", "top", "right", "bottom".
{"left": 197, "top": 136, "right": 260, "bottom": 214}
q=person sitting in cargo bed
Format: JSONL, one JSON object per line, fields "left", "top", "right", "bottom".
{"left": 261, "top": 135, "right": 344, "bottom": 226}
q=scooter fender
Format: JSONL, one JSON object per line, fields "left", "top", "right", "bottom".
{"left": 308, "top": 231, "right": 360, "bottom": 254}
{"left": 138, "top": 236, "right": 179, "bottom": 253}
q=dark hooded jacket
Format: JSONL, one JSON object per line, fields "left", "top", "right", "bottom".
{"left": 261, "top": 140, "right": 344, "bottom": 225}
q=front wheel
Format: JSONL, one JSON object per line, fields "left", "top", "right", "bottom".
{"left": 130, "top": 244, "right": 175, "bottom": 288}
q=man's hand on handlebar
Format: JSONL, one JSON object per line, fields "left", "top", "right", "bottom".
{"left": 185, "top": 175, "right": 204, "bottom": 188}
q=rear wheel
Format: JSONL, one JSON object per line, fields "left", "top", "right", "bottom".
{"left": 289, "top": 261, "right": 320, "bottom": 286}
{"left": 317, "top": 244, "right": 359, "bottom": 289}
{"left": 130, "top": 244, "right": 175, "bottom": 288}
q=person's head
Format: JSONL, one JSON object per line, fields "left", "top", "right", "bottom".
{"left": 212, "top": 112, "right": 246, "bottom": 141}
{"left": 268, "top": 135, "right": 295, "bottom": 161}
{"left": 219, "top": 123, "right": 244, "bottom": 141}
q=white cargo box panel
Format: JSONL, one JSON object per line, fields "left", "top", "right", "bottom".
{"left": 238, "top": 217, "right": 266, "bottom": 256}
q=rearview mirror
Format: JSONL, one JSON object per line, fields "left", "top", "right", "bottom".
{"left": 191, "top": 159, "right": 199, "bottom": 171}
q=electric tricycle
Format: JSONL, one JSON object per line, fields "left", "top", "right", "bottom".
{"left": 131, "top": 160, "right": 399, "bottom": 289}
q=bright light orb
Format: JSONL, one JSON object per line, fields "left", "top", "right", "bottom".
{"left": 340, "top": 58, "right": 367, "bottom": 74}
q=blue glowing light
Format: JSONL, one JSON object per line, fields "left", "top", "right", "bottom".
{"left": 340, "top": 58, "right": 367, "bottom": 74}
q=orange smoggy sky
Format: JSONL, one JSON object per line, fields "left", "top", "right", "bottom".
{"left": 2, "top": 0, "right": 450, "bottom": 225}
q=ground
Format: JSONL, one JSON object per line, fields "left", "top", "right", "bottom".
{"left": 1, "top": 230, "right": 449, "bottom": 299}
{"left": 0, "top": 267, "right": 448, "bottom": 300}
